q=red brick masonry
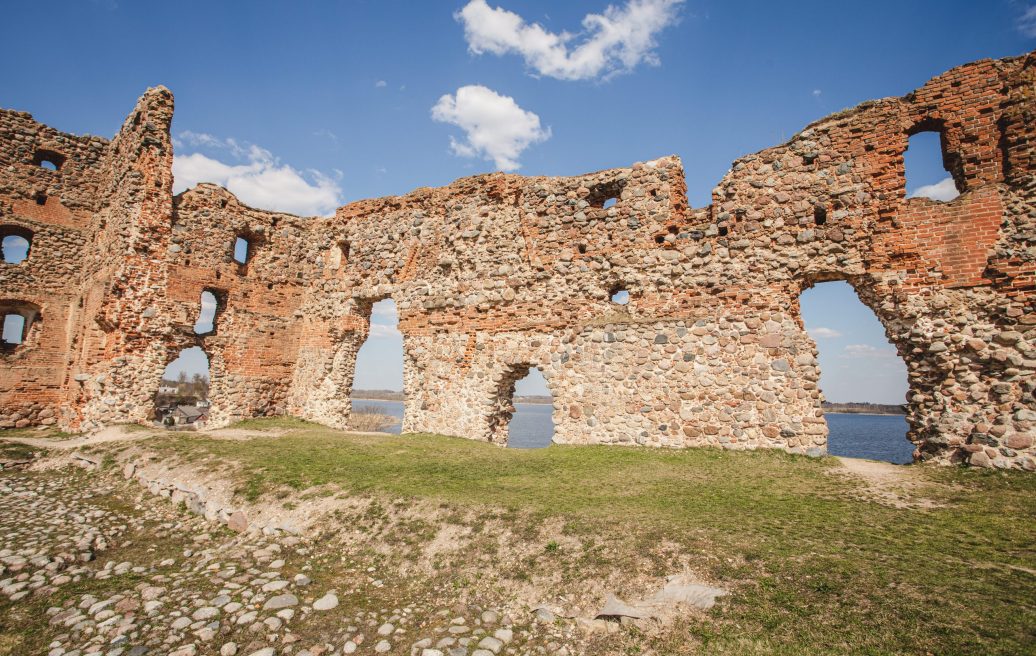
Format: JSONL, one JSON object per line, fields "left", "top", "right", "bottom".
{"left": 1, "top": 53, "right": 1033, "bottom": 470}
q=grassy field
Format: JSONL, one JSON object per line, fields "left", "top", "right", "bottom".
{"left": 102, "top": 419, "right": 1036, "bottom": 653}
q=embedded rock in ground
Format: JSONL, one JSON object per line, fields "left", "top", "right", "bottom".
{"left": 263, "top": 594, "right": 299, "bottom": 610}
{"left": 313, "top": 593, "right": 338, "bottom": 611}
{"left": 595, "top": 594, "right": 650, "bottom": 620}
{"left": 648, "top": 574, "right": 728, "bottom": 610}
{"left": 227, "top": 511, "right": 248, "bottom": 532}
{"left": 595, "top": 574, "right": 728, "bottom": 622}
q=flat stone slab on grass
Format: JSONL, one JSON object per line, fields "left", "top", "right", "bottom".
{"left": 313, "top": 592, "right": 338, "bottom": 610}
{"left": 263, "top": 593, "right": 299, "bottom": 610}
{"left": 595, "top": 574, "right": 728, "bottom": 621}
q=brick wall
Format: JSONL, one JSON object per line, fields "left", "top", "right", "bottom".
{"left": 0, "top": 52, "right": 1033, "bottom": 470}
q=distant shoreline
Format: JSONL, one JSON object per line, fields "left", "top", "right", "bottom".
{"left": 821, "top": 403, "right": 906, "bottom": 416}
{"left": 825, "top": 411, "right": 905, "bottom": 417}
{"left": 353, "top": 394, "right": 905, "bottom": 414}
{"left": 353, "top": 396, "right": 553, "bottom": 405}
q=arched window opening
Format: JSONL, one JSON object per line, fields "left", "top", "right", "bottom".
{"left": 194, "top": 290, "right": 222, "bottom": 335}
{"left": 350, "top": 298, "right": 404, "bottom": 433}
{"left": 2, "top": 314, "right": 26, "bottom": 346}
{"left": 588, "top": 180, "right": 626, "bottom": 208}
{"left": 232, "top": 236, "right": 251, "bottom": 265}
{"left": 0, "top": 301, "right": 40, "bottom": 351}
{"left": 1, "top": 227, "right": 32, "bottom": 264}
{"left": 799, "top": 280, "right": 912, "bottom": 464}
{"left": 610, "top": 289, "right": 630, "bottom": 305}
{"left": 506, "top": 367, "right": 554, "bottom": 449}
{"left": 905, "top": 130, "right": 960, "bottom": 202}
{"left": 33, "top": 150, "right": 65, "bottom": 171}
{"left": 154, "top": 347, "right": 211, "bottom": 428}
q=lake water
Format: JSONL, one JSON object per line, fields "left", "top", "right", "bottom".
{"left": 351, "top": 399, "right": 914, "bottom": 464}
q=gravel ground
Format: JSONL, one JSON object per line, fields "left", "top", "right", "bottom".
{"left": 0, "top": 466, "right": 599, "bottom": 656}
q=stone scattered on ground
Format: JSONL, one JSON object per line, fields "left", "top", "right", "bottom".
{"left": 0, "top": 463, "right": 653, "bottom": 655}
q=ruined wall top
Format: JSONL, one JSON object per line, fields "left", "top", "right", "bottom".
{"left": 1, "top": 53, "right": 1033, "bottom": 471}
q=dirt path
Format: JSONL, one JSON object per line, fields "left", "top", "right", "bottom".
{"left": 0, "top": 425, "right": 160, "bottom": 451}
{"left": 834, "top": 456, "right": 940, "bottom": 508}
{"left": 0, "top": 424, "right": 316, "bottom": 449}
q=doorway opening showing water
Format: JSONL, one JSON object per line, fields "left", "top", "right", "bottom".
{"left": 155, "top": 346, "right": 211, "bottom": 429}
{"left": 351, "top": 298, "right": 404, "bottom": 433}
{"left": 506, "top": 367, "right": 554, "bottom": 449}
{"left": 799, "top": 280, "right": 913, "bottom": 463}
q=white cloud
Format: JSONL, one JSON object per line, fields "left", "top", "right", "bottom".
{"left": 1019, "top": 5, "right": 1036, "bottom": 37}
{"left": 200, "top": 294, "right": 217, "bottom": 313}
{"left": 173, "top": 134, "right": 342, "bottom": 217}
{"left": 193, "top": 292, "right": 218, "bottom": 333}
{"left": 367, "top": 300, "right": 400, "bottom": 338}
{"left": 313, "top": 128, "right": 338, "bottom": 144}
{"left": 375, "top": 80, "right": 387, "bottom": 88}
{"left": 175, "top": 130, "right": 242, "bottom": 153}
{"left": 456, "top": 0, "right": 683, "bottom": 81}
{"left": 368, "top": 323, "right": 401, "bottom": 339}
{"left": 841, "top": 344, "right": 898, "bottom": 359}
{"left": 909, "top": 176, "right": 960, "bottom": 202}
{"left": 808, "top": 327, "right": 842, "bottom": 339}
{"left": 431, "top": 85, "right": 550, "bottom": 171}
{"left": 812, "top": 89, "right": 822, "bottom": 97}
{"left": 371, "top": 300, "right": 398, "bottom": 318}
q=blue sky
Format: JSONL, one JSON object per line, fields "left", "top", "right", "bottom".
{"left": 2, "top": 1, "right": 1032, "bottom": 402}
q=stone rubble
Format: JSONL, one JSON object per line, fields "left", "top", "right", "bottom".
{"left": 1, "top": 462, "right": 680, "bottom": 655}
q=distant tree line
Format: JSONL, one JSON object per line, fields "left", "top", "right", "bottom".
{"left": 353, "top": 390, "right": 905, "bottom": 413}
{"left": 351, "top": 389, "right": 404, "bottom": 401}
{"left": 352, "top": 389, "right": 554, "bottom": 404}
{"left": 156, "top": 372, "right": 209, "bottom": 404}
{"left": 821, "top": 401, "right": 907, "bottom": 415}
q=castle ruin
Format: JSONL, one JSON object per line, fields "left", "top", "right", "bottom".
{"left": 1, "top": 53, "right": 1034, "bottom": 470}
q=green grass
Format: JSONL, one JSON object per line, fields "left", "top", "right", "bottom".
{"left": 0, "top": 426, "right": 73, "bottom": 441}
{"left": 226, "top": 416, "right": 322, "bottom": 431}
{"left": 139, "top": 422, "right": 1035, "bottom": 654}
{"left": 0, "top": 441, "right": 44, "bottom": 461}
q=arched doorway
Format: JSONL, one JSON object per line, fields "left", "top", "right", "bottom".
{"left": 154, "top": 347, "right": 211, "bottom": 428}
{"left": 350, "top": 298, "right": 404, "bottom": 433}
{"left": 799, "top": 280, "right": 912, "bottom": 463}
{"left": 489, "top": 364, "right": 554, "bottom": 448}
{"left": 507, "top": 367, "right": 554, "bottom": 449}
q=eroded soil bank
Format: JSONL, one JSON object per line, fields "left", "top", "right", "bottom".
{"left": 1, "top": 421, "right": 1034, "bottom": 655}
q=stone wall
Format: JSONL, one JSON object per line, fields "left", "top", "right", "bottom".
{"left": 1, "top": 53, "right": 1033, "bottom": 470}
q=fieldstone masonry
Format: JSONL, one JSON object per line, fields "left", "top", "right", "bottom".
{"left": 1, "top": 53, "right": 1034, "bottom": 470}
